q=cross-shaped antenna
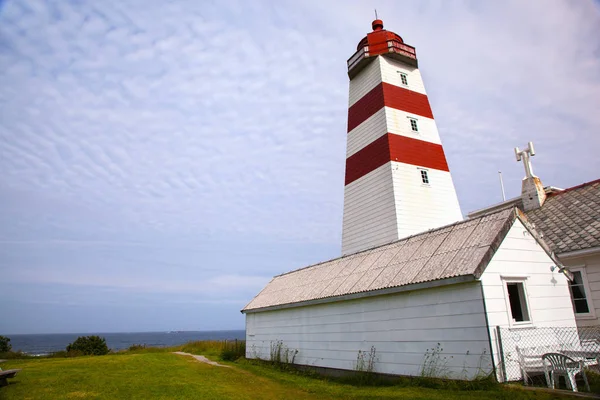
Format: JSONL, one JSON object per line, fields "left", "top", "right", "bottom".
{"left": 514, "top": 141, "right": 536, "bottom": 178}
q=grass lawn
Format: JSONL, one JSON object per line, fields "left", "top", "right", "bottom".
{"left": 0, "top": 352, "right": 577, "bottom": 400}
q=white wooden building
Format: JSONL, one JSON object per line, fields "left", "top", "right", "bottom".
{"left": 243, "top": 208, "right": 577, "bottom": 380}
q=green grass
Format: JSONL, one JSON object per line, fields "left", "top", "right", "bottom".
{"left": 0, "top": 351, "right": 576, "bottom": 400}
{"left": 110, "top": 340, "right": 243, "bottom": 360}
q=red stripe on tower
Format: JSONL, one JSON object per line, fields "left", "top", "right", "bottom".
{"left": 347, "top": 83, "right": 434, "bottom": 132}
{"left": 344, "top": 135, "right": 390, "bottom": 186}
{"left": 388, "top": 134, "right": 449, "bottom": 171}
{"left": 382, "top": 83, "right": 433, "bottom": 119}
{"left": 345, "top": 134, "right": 449, "bottom": 185}
{"left": 347, "top": 84, "right": 384, "bottom": 133}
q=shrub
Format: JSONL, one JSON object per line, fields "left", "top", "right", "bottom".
{"left": 128, "top": 344, "right": 147, "bottom": 351}
{"left": 0, "top": 335, "right": 11, "bottom": 353}
{"left": 66, "top": 335, "right": 109, "bottom": 355}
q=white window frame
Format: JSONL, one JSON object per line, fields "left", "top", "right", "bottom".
{"left": 418, "top": 168, "right": 430, "bottom": 186}
{"left": 501, "top": 276, "right": 534, "bottom": 328}
{"left": 408, "top": 117, "right": 419, "bottom": 132}
{"left": 568, "top": 266, "right": 596, "bottom": 320}
{"left": 398, "top": 71, "right": 408, "bottom": 86}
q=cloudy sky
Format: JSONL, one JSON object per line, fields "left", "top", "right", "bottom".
{"left": 1, "top": 0, "right": 599, "bottom": 335}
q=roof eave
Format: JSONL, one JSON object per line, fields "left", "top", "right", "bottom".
{"left": 242, "top": 275, "right": 477, "bottom": 314}
{"left": 471, "top": 208, "right": 518, "bottom": 279}
{"left": 558, "top": 246, "right": 600, "bottom": 260}
{"left": 514, "top": 209, "right": 573, "bottom": 281}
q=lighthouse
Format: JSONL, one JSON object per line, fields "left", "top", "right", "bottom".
{"left": 342, "top": 19, "right": 463, "bottom": 255}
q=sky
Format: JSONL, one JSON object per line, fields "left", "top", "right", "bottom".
{"left": 1, "top": 0, "right": 599, "bottom": 335}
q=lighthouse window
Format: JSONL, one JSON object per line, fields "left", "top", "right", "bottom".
{"left": 410, "top": 118, "right": 419, "bottom": 132}
{"left": 399, "top": 72, "right": 408, "bottom": 86}
{"left": 420, "top": 170, "right": 429, "bottom": 184}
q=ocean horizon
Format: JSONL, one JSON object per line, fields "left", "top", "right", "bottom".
{"left": 5, "top": 330, "right": 246, "bottom": 356}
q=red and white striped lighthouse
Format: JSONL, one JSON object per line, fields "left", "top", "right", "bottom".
{"left": 342, "top": 19, "right": 462, "bottom": 255}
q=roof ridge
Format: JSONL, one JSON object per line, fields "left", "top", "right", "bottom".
{"left": 274, "top": 208, "right": 512, "bottom": 278}
{"left": 548, "top": 178, "right": 600, "bottom": 198}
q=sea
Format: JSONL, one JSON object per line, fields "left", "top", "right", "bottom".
{"left": 7, "top": 330, "right": 246, "bottom": 356}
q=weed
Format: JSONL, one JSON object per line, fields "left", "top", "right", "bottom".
{"left": 269, "top": 340, "right": 298, "bottom": 368}
{"left": 474, "top": 349, "right": 493, "bottom": 378}
{"left": 355, "top": 345, "right": 377, "bottom": 374}
{"left": 420, "top": 343, "right": 452, "bottom": 378}
{"left": 458, "top": 349, "right": 493, "bottom": 381}
{"left": 351, "top": 345, "right": 381, "bottom": 385}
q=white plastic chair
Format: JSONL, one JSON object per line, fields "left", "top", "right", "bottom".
{"left": 542, "top": 353, "right": 590, "bottom": 392}
{"left": 516, "top": 346, "right": 546, "bottom": 385}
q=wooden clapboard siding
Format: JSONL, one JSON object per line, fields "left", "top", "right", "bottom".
{"left": 379, "top": 56, "right": 427, "bottom": 95}
{"left": 348, "top": 57, "right": 383, "bottom": 107}
{"left": 390, "top": 162, "right": 462, "bottom": 236}
{"left": 246, "top": 281, "right": 492, "bottom": 379}
{"left": 346, "top": 108, "right": 388, "bottom": 158}
{"left": 341, "top": 163, "right": 399, "bottom": 255}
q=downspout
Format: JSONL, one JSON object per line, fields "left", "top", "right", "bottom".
{"left": 479, "top": 281, "right": 498, "bottom": 381}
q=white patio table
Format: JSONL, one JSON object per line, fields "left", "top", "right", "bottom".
{"left": 560, "top": 350, "right": 600, "bottom": 370}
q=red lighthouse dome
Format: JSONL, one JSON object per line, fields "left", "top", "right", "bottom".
{"left": 348, "top": 19, "right": 417, "bottom": 79}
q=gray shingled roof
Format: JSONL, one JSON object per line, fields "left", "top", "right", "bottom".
{"left": 526, "top": 179, "right": 600, "bottom": 254}
{"left": 243, "top": 208, "right": 523, "bottom": 312}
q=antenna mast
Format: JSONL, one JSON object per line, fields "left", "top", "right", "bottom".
{"left": 498, "top": 171, "right": 506, "bottom": 201}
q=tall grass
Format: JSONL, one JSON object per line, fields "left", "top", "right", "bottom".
{"left": 175, "top": 340, "right": 226, "bottom": 356}
{"left": 0, "top": 351, "right": 36, "bottom": 360}
{"left": 220, "top": 339, "right": 246, "bottom": 361}
{"left": 119, "top": 339, "right": 246, "bottom": 361}
{"left": 3, "top": 340, "right": 246, "bottom": 362}
{"left": 173, "top": 339, "right": 245, "bottom": 361}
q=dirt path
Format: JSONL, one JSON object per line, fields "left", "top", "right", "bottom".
{"left": 172, "top": 352, "right": 231, "bottom": 368}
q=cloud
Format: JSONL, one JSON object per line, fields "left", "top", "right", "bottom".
{"left": 7, "top": 268, "right": 269, "bottom": 297}
{"left": 0, "top": 1, "right": 347, "bottom": 246}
